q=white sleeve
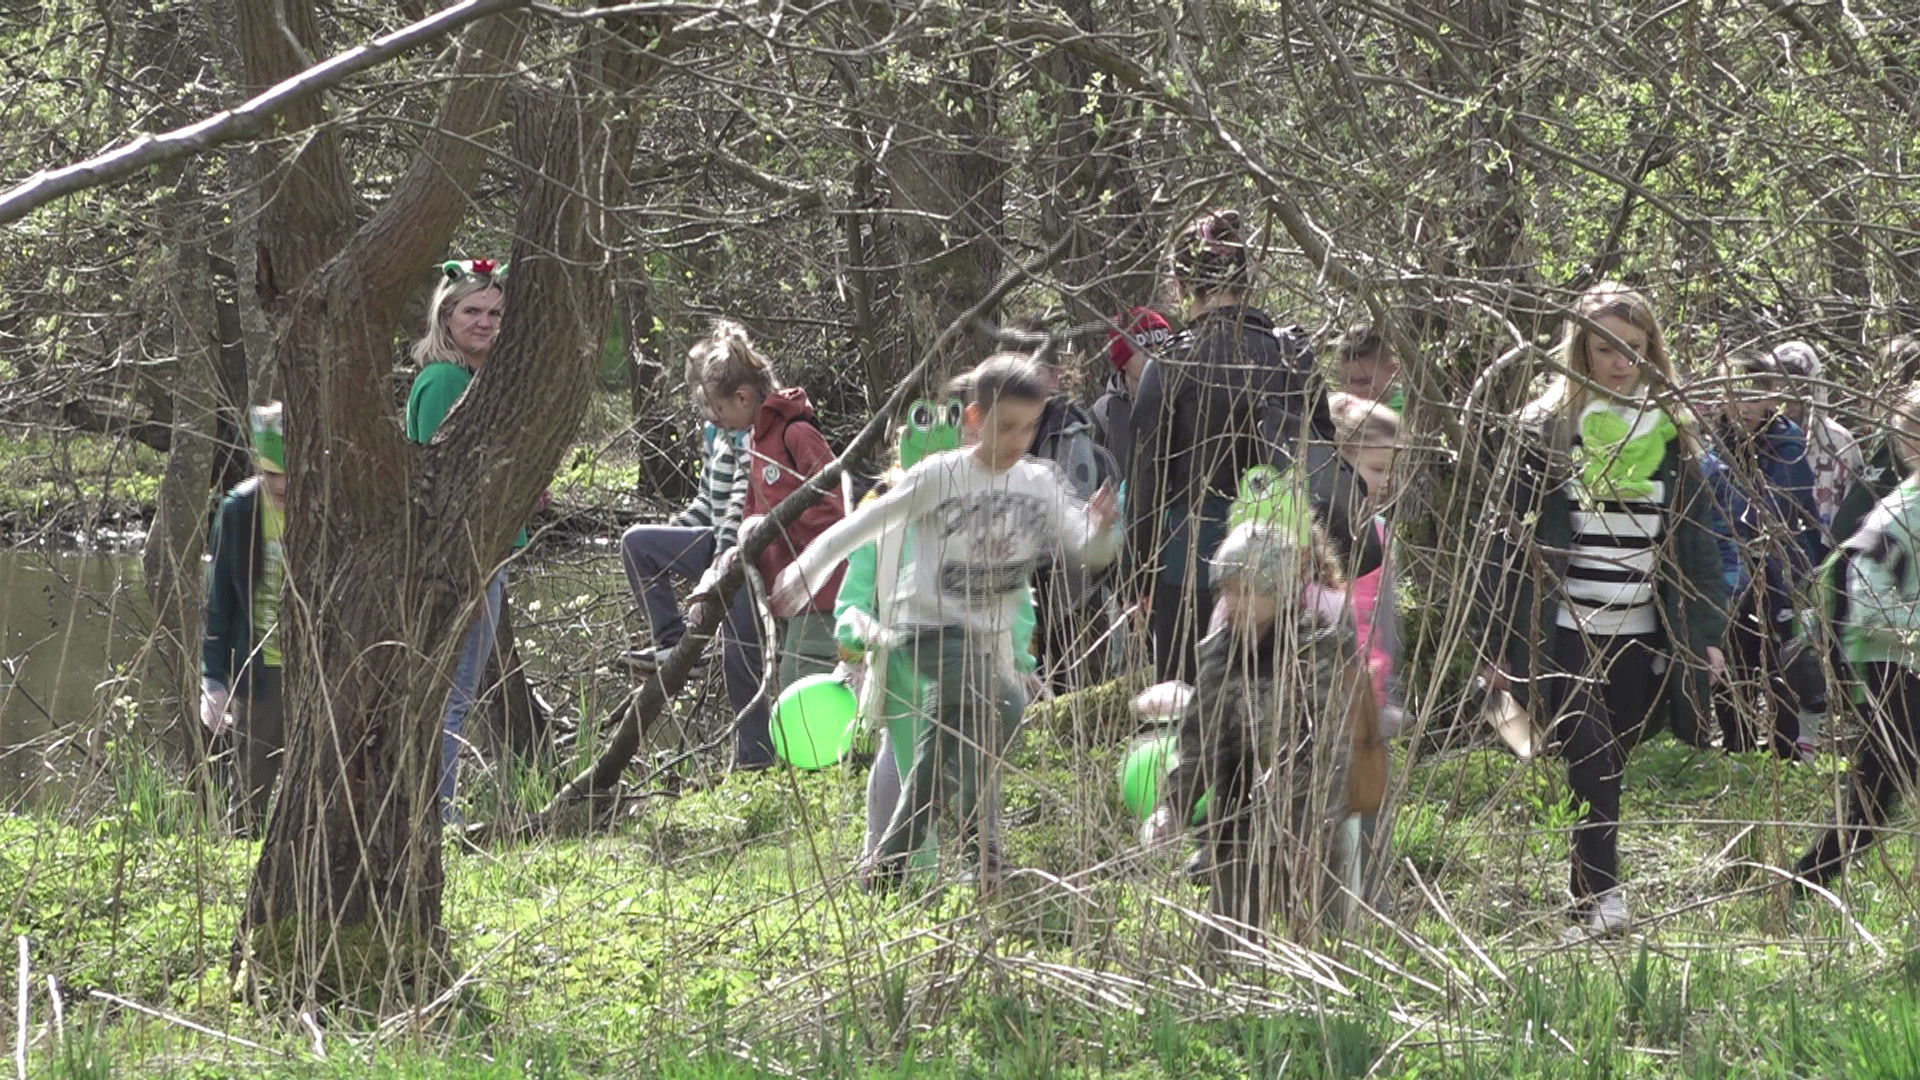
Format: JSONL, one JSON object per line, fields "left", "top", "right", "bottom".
{"left": 786, "top": 459, "right": 939, "bottom": 592}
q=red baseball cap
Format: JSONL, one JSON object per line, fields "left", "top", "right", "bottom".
{"left": 1107, "top": 307, "right": 1172, "bottom": 370}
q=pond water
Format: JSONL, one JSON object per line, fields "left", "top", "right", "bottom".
{"left": 0, "top": 544, "right": 636, "bottom": 809}
{"left": 0, "top": 550, "right": 150, "bottom": 804}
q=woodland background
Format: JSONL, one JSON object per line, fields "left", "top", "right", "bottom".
{"left": 3, "top": 1, "right": 1920, "bottom": 1077}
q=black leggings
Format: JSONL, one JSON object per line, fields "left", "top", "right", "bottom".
{"left": 1546, "top": 628, "right": 1661, "bottom": 902}
{"left": 1795, "top": 662, "right": 1920, "bottom": 886}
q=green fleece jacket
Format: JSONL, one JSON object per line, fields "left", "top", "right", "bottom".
{"left": 1843, "top": 476, "right": 1920, "bottom": 673}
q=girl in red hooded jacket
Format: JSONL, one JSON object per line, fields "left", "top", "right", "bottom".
{"left": 688, "top": 320, "right": 845, "bottom": 768}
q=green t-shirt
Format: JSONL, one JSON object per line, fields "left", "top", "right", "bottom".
{"left": 405, "top": 361, "right": 529, "bottom": 548}
{"left": 255, "top": 498, "right": 285, "bottom": 668}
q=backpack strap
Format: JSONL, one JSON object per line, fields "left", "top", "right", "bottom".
{"left": 778, "top": 415, "right": 827, "bottom": 472}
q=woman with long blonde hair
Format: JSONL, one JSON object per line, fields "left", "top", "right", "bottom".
{"left": 1484, "top": 282, "right": 1729, "bottom": 940}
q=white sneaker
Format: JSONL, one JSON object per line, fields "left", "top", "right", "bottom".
{"left": 1561, "top": 890, "right": 1630, "bottom": 943}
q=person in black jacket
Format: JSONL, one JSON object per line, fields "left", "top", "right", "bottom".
{"left": 1125, "top": 209, "right": 1323, "bottom": 684}
{"left": 200, "top": 403, "right": 289, "bottom": 834}
{"left": 1829, "top": 335, "right": 1920, "bottom": 547}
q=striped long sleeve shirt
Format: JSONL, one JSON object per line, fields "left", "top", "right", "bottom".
{"left": 668, "top": 423, "right": 750, "bottom": 554}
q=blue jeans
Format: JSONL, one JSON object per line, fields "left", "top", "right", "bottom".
{"left": 443, "top": 569, "right": 507, "bottom": 819}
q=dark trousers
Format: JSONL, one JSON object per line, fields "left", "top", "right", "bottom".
{"left": 1546, "top": 628, "right": 1661, "bottom": 902}
{"left": 875, "top": 628, "right": 1027, "bottom": 871}
{"left": 620, "top": 522, "right": 788, "bottom": 768}
{"left": 620, "top": 523, "right": 715, "bottom": 653}
{"left": 1151, "top": 574, "right": 1210, "bottom": 687}
{"left": 1795, "top": 661, "right": 1920, "bottom": 886}
{"left": 1032, "top": 569, "right": 1109, "bottom": 694}
{"left": 219, "top": 666, "right": 284, "bottom": 835}
{"left": 1715, "top": 589, "right": 1800, "bottom": 757}
{"left": 1148, "top": 503, "right": 1228, "bottom": 686}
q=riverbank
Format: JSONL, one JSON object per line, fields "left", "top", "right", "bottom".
{"left": 9, "top": 710, "right": 1918, "bottom": 1078}
{"left": 0, "top": 424, "right": 678, "bottom": 550}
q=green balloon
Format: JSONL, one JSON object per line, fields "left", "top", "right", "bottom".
{"left": 1120, "top": 733, "right": 1214, "bottom": 825}
{"left": 771, "top": 674, "right": 859, "bottom": 770}
{"left": 1120, "top": 734, "right": 1177, "bottom": 821}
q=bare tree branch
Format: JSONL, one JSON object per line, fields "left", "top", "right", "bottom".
{"left": 0, "top": 0, "right": 529, "bottom": 228}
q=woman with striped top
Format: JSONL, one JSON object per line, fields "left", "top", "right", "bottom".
{"left": 1481, "top": 283, "right": 1730, "bottom": 940}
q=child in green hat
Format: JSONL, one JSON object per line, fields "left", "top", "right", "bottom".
{"left": 201, "top": 402, "right": 290, "bottom": 834}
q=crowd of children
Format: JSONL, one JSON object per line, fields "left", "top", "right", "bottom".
{"left": 197, "top": 213, "right": 1920, "bottom": 948}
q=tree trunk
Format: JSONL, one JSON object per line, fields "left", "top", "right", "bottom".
{"left": 136, "top": 2, "right": 224, "bottom": 754}
{"left": 857, "top": 8, "right": 1005, "bottom": 381}
{"left": 144, "top": 213, "right": 222, "bottom": 752}
{"left": 234, "top": 7, "right": 660, "bottom": 1005}
{"left": 1032, "top": 0, "right": 1157, "bottom": 329}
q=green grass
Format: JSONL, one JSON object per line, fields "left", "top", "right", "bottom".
{"left": 9, "top": 702, "right": 1920, "bottom": 1077}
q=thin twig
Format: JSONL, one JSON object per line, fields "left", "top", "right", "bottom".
{"left": 86, "top": 990, "right": 278, "bottom": 1055}
{"left": 14, "top": 937, "right": 27, "bottom": 1080}
{"left": 0, "top": 0, "right": 539, "bottom": 226}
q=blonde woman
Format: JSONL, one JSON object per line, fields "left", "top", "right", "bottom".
{"left": 1482, "top": 282, "right": 1729, "bottom": 939}
{"left": 405, "top": 259, "right": 519, "bottom": 821}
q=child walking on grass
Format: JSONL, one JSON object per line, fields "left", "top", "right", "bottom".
{"left": 201, "top": 403, "right": 290, "bottom": 835}
{"left": 833, "top": 391, "right": 1039, "bottom": 870}
{"left": 1794, "top": 384, "right": 1920, "bottom": 889}
{"left": 1700, "top": 352, "right": 1822, "bottom": 760}
{"left": 771, "top": 353, "right": 1119, "bottom": 889}
{"left": 1144, "top": 517, "right": 1385, "bottom": 939}
{"left": 1481, "top": 282, "right": 1729, "bottom": 941}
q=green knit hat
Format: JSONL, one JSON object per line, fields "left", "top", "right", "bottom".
{"left": 250, "top": 402, "right": 285, "bottom": 474}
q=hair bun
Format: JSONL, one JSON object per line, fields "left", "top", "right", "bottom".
{"left": 1171, "top": 209, "right": 1250, "bottom": 292}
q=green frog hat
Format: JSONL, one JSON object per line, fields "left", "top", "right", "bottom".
{"left": 1575, "top": 398, "right": 1676, "bottom": 501}
{"left": 1227, "top": 463, "right": 1315, "bottom": 545}
{"left": 899, "top": 397, "right": 964, "bottom": 468}
{"left": 250, "top": 401, "right": 286, "bottom": 475}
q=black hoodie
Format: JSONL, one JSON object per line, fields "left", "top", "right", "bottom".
{"left": 1125, "top": 304, "right": 1321, "bottom": 575}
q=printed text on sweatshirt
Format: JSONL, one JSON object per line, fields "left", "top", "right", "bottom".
{"left": 785, "top": 449, "right": 1120, "bottom": 637}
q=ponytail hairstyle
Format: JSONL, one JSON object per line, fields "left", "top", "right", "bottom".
{"left": 1168, "top": 209, "right": 1252, "bottom": 300}
{"left": 689, "top": 319, "right": 780, "bottom": 402}
{"left": 412, "top": 259, "right": 505, "bottom": 367}
{"left": 965, "top": 352, "right": 1052, "bottom": 411}
{"left": 1525, "top": 281, "right": 1680, "bottom": 427}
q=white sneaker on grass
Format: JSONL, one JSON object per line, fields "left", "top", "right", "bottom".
{"left": 1561, "top": 889, "right": 1631, "bottom": 943}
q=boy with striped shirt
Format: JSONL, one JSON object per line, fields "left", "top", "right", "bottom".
{"left": 620, "top": 405, "right": 750, "bottom": 672}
